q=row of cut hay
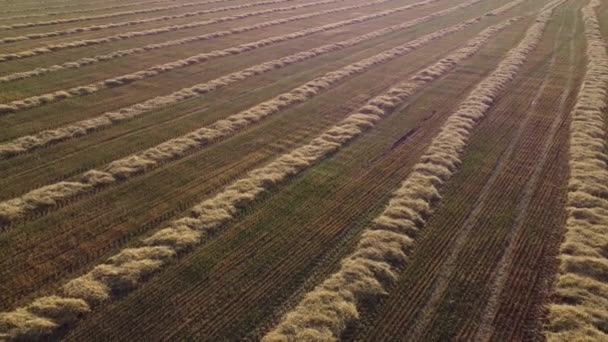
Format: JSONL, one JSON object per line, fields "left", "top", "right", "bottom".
{"left": 0, "top": 0, "right": 351, "bottom": 63}
{"left": 0, "top": 0, "right": 122, "bottom": 12}
{"left": 0, "top": 0, "right": 180, "bottom": 16}
{"left": 545, "top": 0, "right": 608, "bottom": 340}
{"left": 0, "top": 0, "right": 502, "bottom": 225}
{"left": 0, "top": 0, "right": 361, "bottom": 83}
{"left": 0, "top": 0, "right": 195, "bottom": 20}
{"left": 263, "top": 1, "right": 563, "bottom": 340}
{"left": 0, "top": 0, "right": 492, "bottom": 156}
{"left": 0, "top": 13, "right": 515, "bottom": 339}
{"left": 0, "top": 0, "right": 304, "bottom": 44}
{"left": 0, "top": 0, "right": 435, "bottom": 115}
{"left": 0, "top": 0, "right": 252, "bottom": 29}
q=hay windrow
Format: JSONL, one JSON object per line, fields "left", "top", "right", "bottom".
{"left": 0, "top": 0, "right": 159, "bottom": 14}
{"left": 0, "top": 0, "right": 499, "bottom": 157}
{"left": 0, "top": 6, "right": 517, "bottom": 339}
{"left": 0, "top": 0, "right": 198, "bottom": 20}
{"left": 0, "top": 0, "right": 373, "bottom": 63}
{"left": 0, "top": 0, "right": 515, "bottom": 226}
{"left": 0, "top": 0, "right": 305, "bottom": 43}
{"left": 0, "top": 0, "right": 251, "bottom": 29}
{"left": 545, "top": 0, "right": 608, "bottom": 340}
{"left": 0, "top": 0, "right": 374, "bottom": 83}
{"left": 0, "top": 0, "right": 441, "bottom": 113}
{"left": 264, "top": 1, "right": 564, "bottom": 339}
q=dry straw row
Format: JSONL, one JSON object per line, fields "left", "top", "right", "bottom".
{"left": 0, "top": 0, "right": 433, "bottom": 114}
{"left": 0, "top": 0, "right": 366, "bottom": 83}
{"left": 1, "top": 0, "right": 129, "bottom": 6}
{"left": 0, "top": 0, "right": 252, "bottom": 29}
{"left": 0, "top": 0, "right": 499, "bottom": 225}
{"left": 0, "top": 0, "right": 350, "bottom": 63}
{"left": 0, "top": 0, "right": 128, "bottom": 13}
{"left": 0, "top": 8, "right": 518, "bottom": 340}
{"left": 264, "top": 1, "right": 564, "bottom": 340}
{"left": 545, "top": 0, "right": 608, "bottom": 340}
{"left": 0, "top": 0, "right": 475, "bottom": 156}
{"left": 0, "top": 0, "right": 191, "bottom": 20}
{"left": 0, "top": 0, "right": 303, "bottom": 44}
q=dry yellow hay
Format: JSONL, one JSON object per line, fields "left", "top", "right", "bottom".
{"left": 0, "top": 0, "right": 372, "bottom": 62}
{"left": 0, "top": 296, "right": 89, "bottom": 340}
{"left": 545, "top": 0, "right": 608, "bottom": 340}
{"left": 0, "top": 0, "right": 510, "bottom": 158}
{"left": 0, "top": 5, "right": 514, "bottom": 338}
{"left": 0, "top": 0, "right": 507, "bottom": 225}
{"left": 0, "top": 0, "right": 431, "bottom": 113}
{"left": 264, "top": 1, "right": 563, "bottom": 339}
{"left": 0, "top": 0, "right": 373, "bottom": 83}
{"left": 0, "top": 0, "right": 144, "bottom": 14}
{"left": 0, "top": 0, "right": 248, "bottom": 29}
{"left": 0, "top": 0, "right": 193, "bottom": 20}
{"left": 0, "top": 0, "right": 304, "bottom": 44}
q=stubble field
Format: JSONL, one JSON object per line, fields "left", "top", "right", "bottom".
{"left": 0, "top": 0, "right": 606, "bottom": 340}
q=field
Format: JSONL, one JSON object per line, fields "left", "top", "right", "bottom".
{"left": 0, "top": 0, "right": 606, "bottom": 340}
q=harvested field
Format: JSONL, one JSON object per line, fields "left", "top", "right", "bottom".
{"left": 0, "top": 0, "right": 603, "bottom": 340}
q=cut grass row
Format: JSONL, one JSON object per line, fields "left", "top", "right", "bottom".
{"left": 266, "top": 1, "right": 562, "bottom": 339}
{"left": 0, "top": 0, "right": 488, "bottom": 162}
{"left": 0, "top": 0, "right": 494, "bottom": 203}
{"left": 0, "top": 0, "right": 143, "bottom": 14}
{"left": 0, "top": 0, "right": 321, "bottom": 47}
{"left": 0, "top": 0, "right": 263, "bottom": 39}
{"left": 0, "top": 0, "right": 395, "bottom": 87}
{"left": 0, "top": 0, "right": 497, "bottom": 310}
{"left": 0, "top": 0, "right": 486, "bottom": 227}
{"left": 0, "top": 0, "right": 421, "bottom": 126}
{"left": 352, "top": 2, "right": 579, "bottom": 340}
{"left": 0, "top": 0, "right": 314, "bottom": 53}
{"left": 394, "top": 10, "right": 573, "bottom": 341}
{"left": 0, "top": 0, "right": 251, "bottom": 30}
{"left": 0, "top": 0, "right": 434, "bottom": 114}
{"left": 59, "top": 10, "right": 536, "bottom": 341}
{"left": 0, "top": 6, "right": 514, "bottom": 337}
{"left": 0, "top": 0, "right": 353, "bottom": 83}
{"left": 0, "top": 0, "right": 200, "bottom": 21}
{"left": 545, "top": 0, "right": 608, "bottom": 339}
{"left": 0, "top": 0, "right": 467, "bottom": 202}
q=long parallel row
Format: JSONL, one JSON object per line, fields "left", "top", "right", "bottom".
{"left": 0, "top": 10, "right": 518, "bottom": 339}
{"left": 0, "top": 0, "right": 250, "bottom": 29}
{"left": 0, "top": 0, "right": 375, "bottom": 83}
{"left": 0, "top": 0, "right": 367, "bottom": 62}
{"left": 545, "top": 0, "right": 608, "bottom": 340}
{"left": 0, "top": 0, "right": 499, "bottom": 157}
{"left": 0, "top": 0, "right": 431, "bottom": 115}
{"left": 0, "top": 0, "right": 514, "bottom": 226}
{"left": 0, "top": 0, "right": 194, "bottom": 20}
{"left": 0, "top": 0, "right": 182, "bottom": 16}
{"left": 264, "top": 1, "right": 562, "bottom": 340}
{"left": 0, "top": 0, "right": 302, "bottom": 44}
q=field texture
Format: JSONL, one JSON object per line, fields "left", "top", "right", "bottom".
{"left": 0, "top": 0, "right": 605, "bottom": 340}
